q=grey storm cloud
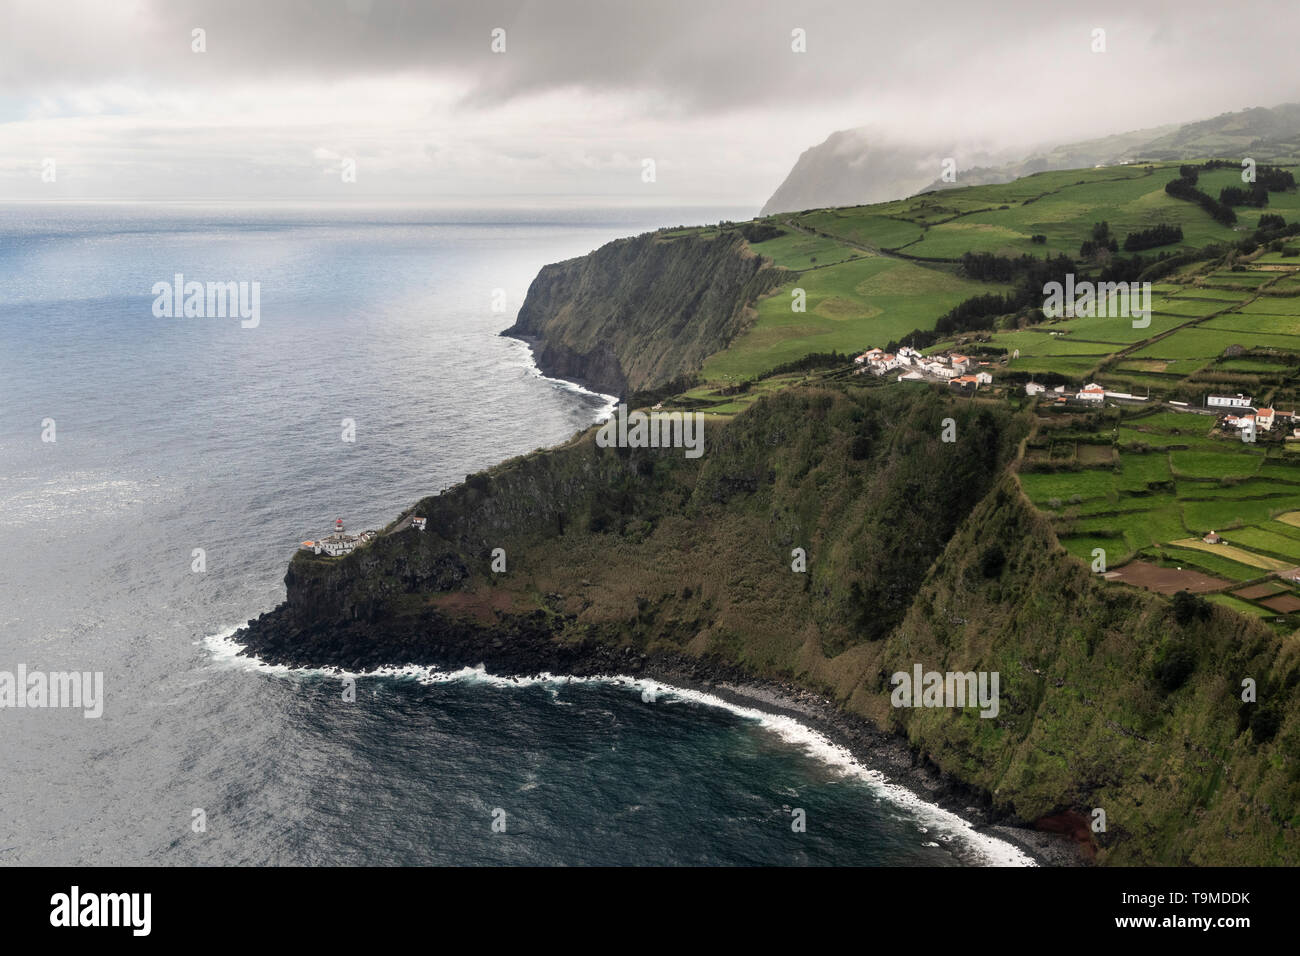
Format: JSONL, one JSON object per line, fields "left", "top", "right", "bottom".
{"left": 3, "top": 0, "right": 1297, "bottom": 115}
{"left": 3, "top": 0, "right": 1300, "bottom": 204}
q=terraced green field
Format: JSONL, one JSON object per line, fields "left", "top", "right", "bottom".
{"left": 781, "top": 165, "right": 1277, "bottom": 262}
{"left": 1018, "top": 400, "right": 1300, "bottom": 597}
{"left": 1170, "top": 449, "right": 1265, "bottom": 478}
{"left": 1134, "top": 327, "right": 1296, "bottom": 358}
{"left": 1174, "top": 286, "right": 1255, "bottom": 301}
{"left": 748, "top": 231, "right": 865, "bottom": 271}
{"left": 783, "top": 210, "right": 924, "bottom": 251}
{"left": 1206, "top": 312, "right": 1300, "bottom": 334}
{"left": 1040, "top": 310, "right": 1190, "bottom": 344}
{"left": 1237, "top": 296, "right": 1300, "bottom": 315}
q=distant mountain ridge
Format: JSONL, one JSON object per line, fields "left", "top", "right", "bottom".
{"left": 761, "top": 104, "right": 1300, "bottom": 216}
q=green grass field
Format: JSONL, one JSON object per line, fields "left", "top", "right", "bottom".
{"left": 701, "top": 255, "right": 1005, "bottom": 381}
{"left": 748, "top": 231, "right": 866, "bottom": 271}
{"left": 1206, "top": 593, "right": 1276, "bottom": 616}
{"left": 800, "top": 165, "right": 1248, "bottom": 262}
{"left": 1133, "top": 327, "right": 1300, "bottom": 358}
{"left": 1158, "top": 546, "right": 1265, "bottom": 582}
{"left": 1170, "top": 449, "right": 1264, "bottom": 478}
{"left": 1237, "top": 296, "right": 1300, "bottom": 315}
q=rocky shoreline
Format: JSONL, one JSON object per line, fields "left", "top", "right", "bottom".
{"left": 234, "top": 605, "right": 1091, "bottom": 867}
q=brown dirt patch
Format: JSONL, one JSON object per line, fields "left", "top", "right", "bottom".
{"left": 1232, "top": 582, "right": 1285, "bottom": 600}
{"left": 1077, "top": 444, "right": 1115, "bottom": 465}
{"left": 1260, "top": 593, "right": 1300, "bottom": 613}
{"left": 1105, "top": 560, "right": 1229, "bottom": 594}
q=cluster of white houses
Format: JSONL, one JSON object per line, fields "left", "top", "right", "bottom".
{"left": 1218, "top": 407, "right": 1300, "bottom": 435}
{"left": 855, "top": 346, "right": 1300, "bottom": 440}
{"left": 1198, "top": 394, "right": 1300, "bottom": 435}
{"left": 854, "top": 347, "right": 993, "bottom": 389}
{"left": 300, "top": 518, "right": 378, "bottom": 557}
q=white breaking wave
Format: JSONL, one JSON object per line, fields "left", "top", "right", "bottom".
{"left": 203, "top": 625, "right": 1035, "bottom": 867}
{"left": 502, "top": 336, "right": 619, "bottom": 423}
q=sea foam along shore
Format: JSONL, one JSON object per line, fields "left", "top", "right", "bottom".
{"left": 504, "top": 335, "right": 620, "bottom": 422}
{"left": 204, "top": 625, "right": 1045, "bottom": 867}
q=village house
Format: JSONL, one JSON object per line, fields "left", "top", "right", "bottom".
{"left": 1207, "top": 393, "right": 1253, "bottom": 409}
{"left": 1256, "top": 408, "right": 1275, "bottom": 431}
{"left": 949, "top": 353, "right": 971, "bottom": 373}
{"left": 854, "top": 347, "right": 904, "bottom": 376}
{"left": 1203, "top": 531, "right": 1223, "bottom": 544}
{"left": 1025, "top": 382, "right": 1046, "bottom": 396}
{"left": 411, "top": 516, "right": 427, "bottom": 531}
{"left": 1077, "top": 383, "right": 1106, "bottom": 403}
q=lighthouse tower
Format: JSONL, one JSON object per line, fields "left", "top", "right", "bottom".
{"left": 335, "top": 517, "right": 344, "bottom": 534}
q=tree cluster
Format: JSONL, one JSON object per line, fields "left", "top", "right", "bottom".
{"left": 1123, "top": 223, "right": 1183, "bottom": 251}
{"left": 1165, "top": 174, "right": 1237, "bottom": 225}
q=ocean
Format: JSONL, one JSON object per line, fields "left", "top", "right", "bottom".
{"left": 0, "top": 202, "right": 1029, "bottom": 865}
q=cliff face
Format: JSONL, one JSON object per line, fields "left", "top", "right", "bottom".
{"left": 760, "top": 130, "right": 959, "bottom": 216}
{"left": 278, "top": 429, "right": 657, "bottom": 631}
{"left": 867, "top": 478, "right": 1300, "bottom": 865}
{"left": 241, "top": 384, "right": 1300, "bottom": 865}
{"left": 504, "top": 229, "right": 789, "bottom": 397}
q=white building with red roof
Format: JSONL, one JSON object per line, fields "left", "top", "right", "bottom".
{"left": 1077, "top": 383, "right": 1106, "bottom": 402}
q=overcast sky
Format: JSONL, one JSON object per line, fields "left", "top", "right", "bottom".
{"left": 2, "top": 0, "right": 1298, "bottom": 208}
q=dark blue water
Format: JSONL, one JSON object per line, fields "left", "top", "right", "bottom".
{"left": 0, "top": 203, "right": 1027, "bottom": 865}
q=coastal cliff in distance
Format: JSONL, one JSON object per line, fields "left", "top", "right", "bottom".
{"left": 762, "top": 103, "right": 1300, "bottom": 215}
{"left": 503, "top": 228, "right": 790, "bottom": 398}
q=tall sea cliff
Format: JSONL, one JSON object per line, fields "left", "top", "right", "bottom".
{"left": 503, "top": 228, "right": 789, "bottom": 397}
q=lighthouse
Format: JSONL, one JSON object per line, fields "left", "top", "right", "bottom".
{"left": 307, "top": 516, "right": 375, "bottom": 557}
